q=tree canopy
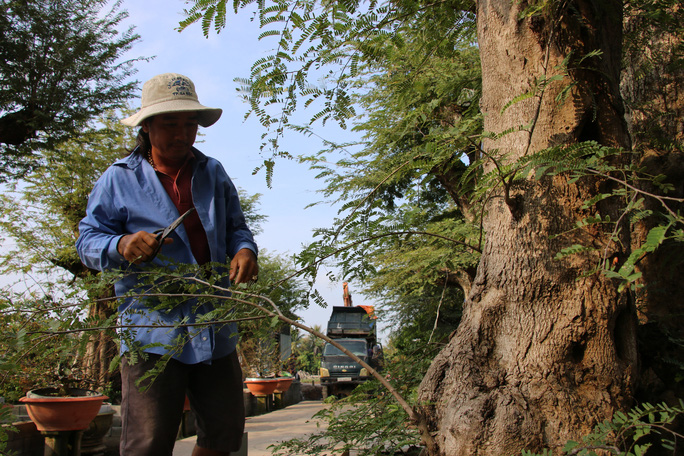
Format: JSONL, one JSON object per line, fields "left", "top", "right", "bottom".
{"left": 0, "top": 0, "right": 142, "bottom": 181}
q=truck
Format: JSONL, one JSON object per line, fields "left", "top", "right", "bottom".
{"left": 319, "top": 283, "right": 381, "bottom": 399}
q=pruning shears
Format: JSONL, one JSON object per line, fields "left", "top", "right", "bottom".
{"left": 151, "top": 208, "right": 195, "bottom": 259}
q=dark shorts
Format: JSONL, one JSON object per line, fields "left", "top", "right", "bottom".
{"left": 120, "top": 351, "right": 244, "bottom": 456}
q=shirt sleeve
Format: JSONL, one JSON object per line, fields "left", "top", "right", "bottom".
{"left": 76, "top": 172, "right": 127, "bottom": 271}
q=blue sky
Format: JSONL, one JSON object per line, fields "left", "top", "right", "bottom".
{"left": 116, "top": 0, "right": 385, "bottom": 337}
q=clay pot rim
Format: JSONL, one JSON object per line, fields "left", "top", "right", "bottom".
{"left": 20, "top": 387, "right": 108, "bottom": 403}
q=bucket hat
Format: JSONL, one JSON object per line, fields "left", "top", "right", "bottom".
{"left": 121, "top": 73, "right": 222, "bottom": 127}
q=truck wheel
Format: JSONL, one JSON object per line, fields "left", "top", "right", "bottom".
{"left": 322, "top": 385, "right": 329, "bottom": 400}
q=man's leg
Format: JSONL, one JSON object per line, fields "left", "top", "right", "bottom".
{"left": 120, "top": 354, "right": 187, "bottom": 456}
{"left": 187, "top": 350, "right": 245, "bottom": 454}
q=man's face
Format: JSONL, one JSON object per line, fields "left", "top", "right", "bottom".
{"left": 143, "top": 112, "right": 199, "bottom": 162}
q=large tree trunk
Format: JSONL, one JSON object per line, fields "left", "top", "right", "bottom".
{"left": 418, "top": 2, "right": 637, "bottom": 455}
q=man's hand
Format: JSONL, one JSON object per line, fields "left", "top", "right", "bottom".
{"left": 117, "top": 231, "right": 173, "bottom": 264}
{"left": 230, "top": 248, "right": 258, "bottom": 284}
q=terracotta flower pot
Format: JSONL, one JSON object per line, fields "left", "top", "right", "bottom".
{"left": 274, "top": 377, "right": 293, "bottom": 393}
{"left": 19, "top": 388, "right": 108, "bottom": 432}
{"left": 244, "top": 378, "right": 278, "bottom": 396}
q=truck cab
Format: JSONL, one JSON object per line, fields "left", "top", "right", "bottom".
{"left": 319, "top": 338, "right": 372, "bottom": 385}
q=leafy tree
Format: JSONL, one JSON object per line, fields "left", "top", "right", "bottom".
{"left": 237, "top": 189, "right": 267, "bottom": 236}
{"left": 0, "top": 113, "right": 135, "bottom": 282}
{"left": 0, "top": 0, "right": 142, "bottom": 181}
{"left": 0, "top": 112, "right": 133, "bottom": 399}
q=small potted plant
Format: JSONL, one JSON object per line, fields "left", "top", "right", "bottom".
{"left": 19, "top": 363, "right": 107, "bottom": 432}
{"left": 1, "top": 302, "right": 111, "bottom": 455}
{"left": 20, "top": 388, "right": 106, "bottom": 433}
{"left": 243, "top": 377, "right": 279, "bottom": 396}
{"left": 240, "top": 323, "right": 282, "bottom": 397}
{"left": 242, "top": 341, "right": 280, "bottom": 396}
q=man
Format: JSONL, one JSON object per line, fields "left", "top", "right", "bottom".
{"left": 77, "top": 73, "right": 258, "bottom": 456}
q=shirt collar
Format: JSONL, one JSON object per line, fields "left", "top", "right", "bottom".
{"left": 115, "top": 147, "right": 207, "bottom": 169}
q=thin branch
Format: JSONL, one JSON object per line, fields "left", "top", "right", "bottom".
{"left": 585, "top": 167, "right": 684, "bottom": 222}
{"left": 27, "top": 315, "right": 269, "bottom": 336}
{"left": 601, "top": 192, "right": 636, "bottom": 268}
{"left": 428, "top": 270, "right": 448, "bottom": 344}
{"left": 88, "top": 276, "right": 439, "bottom": 453}
{"left": 463, "top": 133, "right": 519, "bottom": 214}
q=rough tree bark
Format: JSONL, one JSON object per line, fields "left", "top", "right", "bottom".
{"left": 418, "top": 2, "right": 638, "bottom": 455}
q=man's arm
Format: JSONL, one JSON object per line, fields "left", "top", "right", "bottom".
{"left": 76, "top": 171, "right": 170, "bottom": 269}
{"left": 76, "top": 177, "right": 127, "bottom": 271}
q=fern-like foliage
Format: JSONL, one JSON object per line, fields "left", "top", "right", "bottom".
{"left": 179, "top": 0, "right": 476, "bottom": 166}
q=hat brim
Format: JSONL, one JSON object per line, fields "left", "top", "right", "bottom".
{"left": 121, "top": 100, "right": 222, "bottom": 127}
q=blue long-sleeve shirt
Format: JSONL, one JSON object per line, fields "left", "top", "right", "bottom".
{"left": 76, "top": 148, "right": 258, "bottom": 364}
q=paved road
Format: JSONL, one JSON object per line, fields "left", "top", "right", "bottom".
{"left": 173, "top": 401, "right": 327, "bottom": 456}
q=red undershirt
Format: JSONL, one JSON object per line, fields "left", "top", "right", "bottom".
{"left": 154, "top": 154, "right": 211, "bottom": 265}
